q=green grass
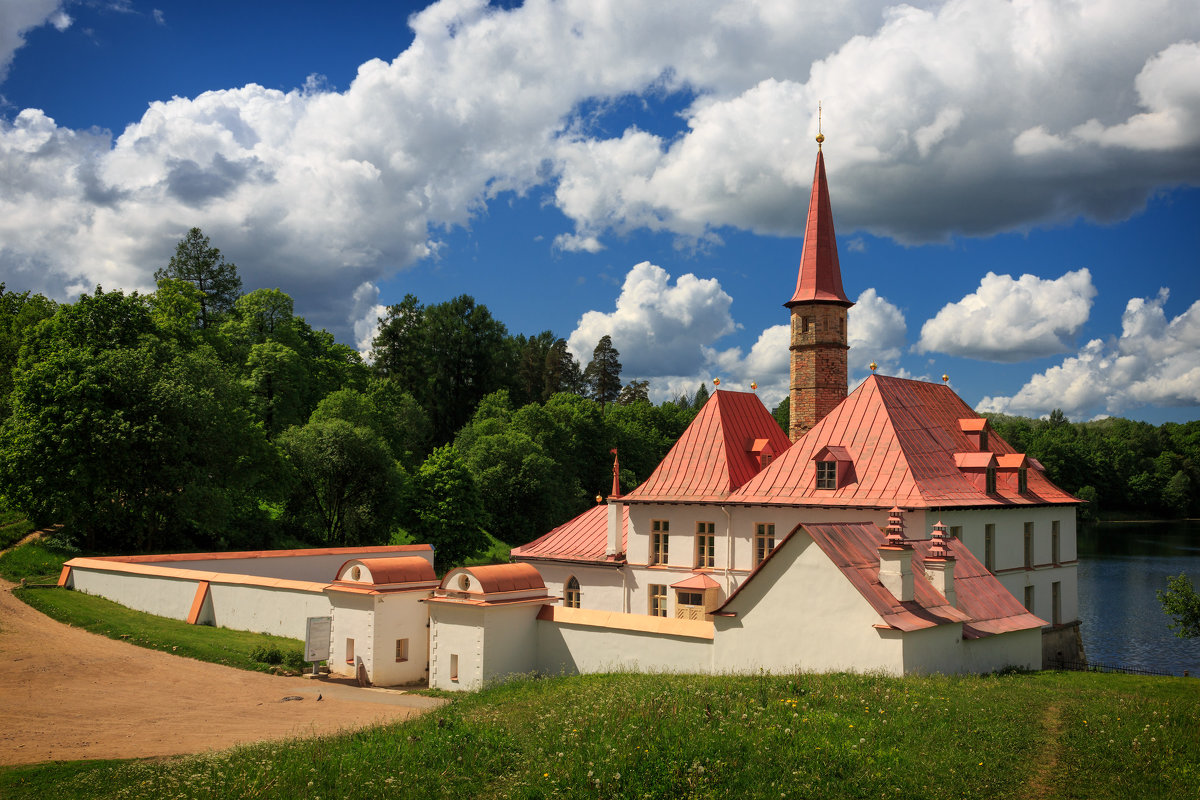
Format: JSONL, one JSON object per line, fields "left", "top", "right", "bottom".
{"left": 0, "top": 510, "right": 35, "bottom": 551}
{"left": 463, "top": 531, "right": 512, "bottom": 567}
{"left": 1, "top": 670, "right": 1195, "bottom": 799}
{"left": 0, "top": 541, "right": 72, "bottom": 583}
{"left": 13, "top": 586, "right": 309, "bottom": 674}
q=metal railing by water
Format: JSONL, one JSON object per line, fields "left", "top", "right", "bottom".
{"left": 1049, "top": 658, "right": 1186, "bottom": 678}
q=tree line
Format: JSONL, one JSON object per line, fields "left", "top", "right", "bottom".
{"left": 0, "top": 229, "right": 708, "bottom": 566}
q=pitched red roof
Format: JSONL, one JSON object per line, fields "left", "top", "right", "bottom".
{"left": 511, "top": 503, "right": 628, "bottom": 563}
{"left": 733, "top": 375, "right": 1078, "bottom": 508}
{"left": 716, "top": 520, "right": 1044, "bottom": 636}
{"left": 623, "top": 390, "right": 791, "bottom": 502}
{"left": 786, "top": 147, "right": 852, "bottom": 308}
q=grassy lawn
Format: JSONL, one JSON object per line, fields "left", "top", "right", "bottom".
{"left": 0, "top": 511, "right": 34, "bottom": 551}
{"left": 0, "top": 540, "right": 72, "bottom": 583}
{"left": 14, "top": 586, "right": 309, "bottom": 674}
{"left": 1, "top": 669, "right": 1196, "bottom": 800}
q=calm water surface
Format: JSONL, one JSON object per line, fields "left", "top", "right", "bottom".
{"left": 1077, "top": 519, "right": 1200, "bottom": 675}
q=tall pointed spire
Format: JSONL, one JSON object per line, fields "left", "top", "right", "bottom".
{"left": 786, "top": 123, "right": 853, "bottom": 441}
{"left": 786, "top": 137, "right": 850, "bottom": 307}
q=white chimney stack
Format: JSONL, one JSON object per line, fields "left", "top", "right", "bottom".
{"left": 878, "top": 507, "right": 913, "bottom": 603}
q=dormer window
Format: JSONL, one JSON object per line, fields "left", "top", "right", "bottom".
{"left": 1018, "top": 466, "right": 1028, "bottom": 493}
{"left": 986, "top": 466, "right": 997, "bottom": 494}
{"left": 812, "top": 445, "right": 855, "bottom": 490}
{"left": 958, "top": 418, "right": 990, "bottom": 451}
{"left": 746, "top": 438, "right": 776, "bottom": 473}
{"left": 760, "top": 452, "right": 773, "bottom": 468}
{"left": 816, "top": 461, "right": 837, "bottom": 489}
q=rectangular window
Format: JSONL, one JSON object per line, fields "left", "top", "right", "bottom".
{"left": 1024, "top": 585, "right": 1035, "bottom": 613}
{"left": 695, "top": 522, "right": 715, "bottom": 569}
{"left": 1018, "top": 467, "right": 1028, "bottom": 493}
{"left": 345, "top": 638, "right": 355, "bottom": 665}
{"left": 450, "top": 654, "right": 459, "bottom": 681}
{"left": 949, "top": 525, "right": 963, "bottom": 539}
{"left": 984, "top": 524, "right": 995, "bottom": 572}
{"left": 395, "top": 638, "right": 409, "bottom": 663}
{"left": 754, "top": 523, "right": 776, "bottom": 566}
{"left": 651, "top": 519, "right": 669, "bottom": 565}
{"left": 1051, "top": 521, "right": 1061, "bottom": 565}
{"left": 1024, "top": 522, "right": 1034, "bottom": 569}
{"left": 985, "top": 466, "right": 997, "bottom": 493}
{"left": 802, "top": 316, "right": 812, "bottom": 333}
{"left": 816, "top": 461, "right": 837, "bottom": 490}
{"left": 1052, "top": 581, "right": 1062, "bottom": 625}
{"left": 677, "top": 591, "right": 703, "bottom": 606}
{"left": 649, "top": 584, "right": 667, "bottom": 617}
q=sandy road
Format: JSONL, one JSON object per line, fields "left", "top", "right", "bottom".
{"left": 0, "top": 578, "right": 445, "bottom": 766}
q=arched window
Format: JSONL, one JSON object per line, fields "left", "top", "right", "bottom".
{"left": 564, "top": 576, "right": 581, "bottom": 609}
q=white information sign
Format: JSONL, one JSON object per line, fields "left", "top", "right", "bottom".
{"left": 304, "top": 616, "right": 332, "bottom": 663}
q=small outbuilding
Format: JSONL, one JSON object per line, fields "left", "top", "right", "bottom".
{"left": 325, "top": 556, "right": 440, "bottom": 686}
{"left": 426, "top": 563, "right": 553, "bottom": 691}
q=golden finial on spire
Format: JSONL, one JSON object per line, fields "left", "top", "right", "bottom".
{"left": 869, "top": 361, "right": 877, "bottom": 373}
{"left": 816, "top": 102, "right": 824, "bottom": 148}
{"left": 942, "top": 374, "right": 950, "bottom": 384}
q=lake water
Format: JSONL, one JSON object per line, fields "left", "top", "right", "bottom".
{"left": 1077, "top": 519, "right": 1200, "bottom": 676}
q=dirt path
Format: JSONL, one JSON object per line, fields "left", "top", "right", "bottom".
{"left": 0, "top": 578, "right": 445, "bottom": 766}
{"left": 1022, "top": 701, "right": 1063, "bottom": 799}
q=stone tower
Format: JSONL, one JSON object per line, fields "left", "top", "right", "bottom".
{"left": 785, "top": 135, "right": 853, "bottom": 441}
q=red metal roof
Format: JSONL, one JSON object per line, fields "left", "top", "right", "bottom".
{"left": 671, "top": 573, "right": 721, "bottom": 590}
{"left": 336, "top": 556, "right": 437, "bottom": 586}
{"left": 715, "top": 520, "right": 1044, "bottom": 636}
{"left": 452, "top": 562, "right": 546, "bottom": 593}
{"left": 786, "top": 147, "right": 852, "bottom": 308}
{"left": 510, "top": 503, "right": 628, "bottom": 563}
{"left": 623, "top": 390, "right": 792, "bottom": 502}
{"left": 733, "top": 375, "right": 1078, "bottom": 508}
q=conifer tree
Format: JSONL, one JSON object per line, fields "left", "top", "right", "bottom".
{"left": 583, "top": 335, "right": 622, "bottom": 409}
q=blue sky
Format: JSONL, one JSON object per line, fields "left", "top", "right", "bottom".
{"left": 2, "top": 0, "right": 1198, "bottom": 423}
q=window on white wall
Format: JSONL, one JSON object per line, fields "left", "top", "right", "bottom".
{"left": 395, "top": 638, "right": 409, "bottom": 662}
{"left": 1052, "top": 581, "right": 1062, "bottom": 625}
{"left": 1051, "top": 521, "right": 1061, "bottom": 565}
{"left": 564, "top": 576, "right": 581, "bottom": 609}
{"left": 345, "top": 638, "right": 355, "bottom": 665}
{"left": 984, "top": 524, "right": 995, "bottom": 572}
{"left": 649, "top": 584, "right": 667, "bottom": 617}
{"left": 1024, "top": 585, "right": 1035, "bottom": 613}
{"left": 695, "top": 522, "right": 715, "bottom": 569}
{"left": 651, "top": 519, "right": 669, "bottom": 565}
{"left": 1024, "top": 522, "right": 1034, "bottom": 568}
{"left": 754, "top": 523, "right": 776, "bottom": 566}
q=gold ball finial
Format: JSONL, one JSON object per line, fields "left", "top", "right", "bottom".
{"left": 942, "top": 374, "right": 950, "bottom": 384}
{"left": 595, "top": 494, "right": 604, "bottom": 504}
{"left": 713, "top": 377, "right": 721, "bottom": 386}
{"left": 750, "top": 381, "right": 757, "bottom": 391}
{"left": 869, "top": 361, "right": 877, "bottom": 372}
{"left": 816, "top": 132, "right": 825, "bottom": 145}
{"left": 816, "top": 102, "right": 824, "bottom": 148}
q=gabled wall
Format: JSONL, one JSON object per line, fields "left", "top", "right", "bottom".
{"left": 711, "top": 529, "right": 905, "bottom": 674}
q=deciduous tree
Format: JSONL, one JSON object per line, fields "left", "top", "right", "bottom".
{"left": 1158, "top": 574, "right": 1200, "bottom": 639}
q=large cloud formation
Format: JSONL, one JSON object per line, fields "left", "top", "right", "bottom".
{"left": 917, "top": 269, "right": 1097, "bottom": 362}
{"left": 1, "top": 0, "right": 1198, "bottom": 343}
{"left": 978, "top": 290, "right": 1200, "bottom": 419}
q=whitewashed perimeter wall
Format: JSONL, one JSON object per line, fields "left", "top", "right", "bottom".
{"left": 69, "top": 568, "right": 199, "bottom": 621}
{"left": 142, "top": 549, "right": 431, "bottom": 581}
{"left": 68, "top": 565, "right": 331, "bottom": 639}
{"left": 370, "top": 593, "right": 430, "bottom": 686}
{"left": 430, "top": 603, "right": 485, "bottom": 691}
{"left": 536, "top": 617, "right": 713, "bottom": 677}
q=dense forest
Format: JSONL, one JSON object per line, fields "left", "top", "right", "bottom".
{"left": 0, "top": 229, "right": 703, "bottom": 565}
{"left": 1, "top": 229, "right": 1196, "bottom": 567}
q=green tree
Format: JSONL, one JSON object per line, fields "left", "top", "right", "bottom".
{"left": 772, "top": 396, "right": 790, "bottom": 435}
{"left": 0, "top": 284, "right": 56, "bottom": 419}
{"left": 150, "top": 278, "right": 204, "bottom": 346}
{"left": 617, "top": 379, "right": 650, "bottom": 406}
{"left": 1158, "top": 574, "right": 1200, "bottom": 639}
{"left": 279, "top": 417, "right": 403, "bottom": 547}
{"left": 242, "top": 341, "right": 308, "bottom": 439}
{"left": 1, "top": 290, "right": 274, "bottom": 551}
{"left": 366, "top": 379, "right": 432, "bottom": 467}
{"left": 155, "top": 227, "right": 243, "bottom": 329}
{"left": 693, "top": 381, "right": 710, "bottom": 409}
{"left": 404, "top": 445, "right": 487, "bottom": 568}
{"left": 543, "top": 337, "right": 583, "bottom": 400}
{"left": 583, "top": 335, "right": 622, "bottom": 409}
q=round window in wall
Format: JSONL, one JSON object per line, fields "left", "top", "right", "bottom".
{"left": 351, "top": 566, "right": 362, "bottom": 581}
{"left": 457, "top": 574, "right": 471, "bottom": 591}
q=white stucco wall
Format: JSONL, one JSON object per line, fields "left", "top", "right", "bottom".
{"left": 205, "top": 582, "right": 332, "bottom": 638}
{"left": 69, "top": 567, "right": 200, "bottom": 620}
{"left": 143, "top": 548, "right": 432, "bottom": 581}
{"left": 536, "top": 617, "right": 713, "bottom": 676}
{"left": 961, "top": 628, "right": 1043, "bottom": 673}
{"left": 329, "top": 593, "right": 374, "bottom": 679}
{"left": 711, "top": 530, "right": 905, "bottom": 675}
{"left": 481, "top": 604, "right": 543, "bottom": 683}
{"left": 369, "top": 592, "right": 431, "bottom": 686}
{"left": 429, "top": 602, "right": 485, "bottom": 691}
{"left": 533, "top": 562, "right": 625, "bottom": 612}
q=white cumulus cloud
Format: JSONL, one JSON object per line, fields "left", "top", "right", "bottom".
{"left": 977, "top": 289, "right": 1200, "bottom": 418}
{"left": 917, "top": 269, "right": 1096, "bottom": 362}
{"left": 568, "top": 261, "right": 737, "bottom": 379}
{"left": 0, "top": 1, "right": 69, "bottom": 81}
